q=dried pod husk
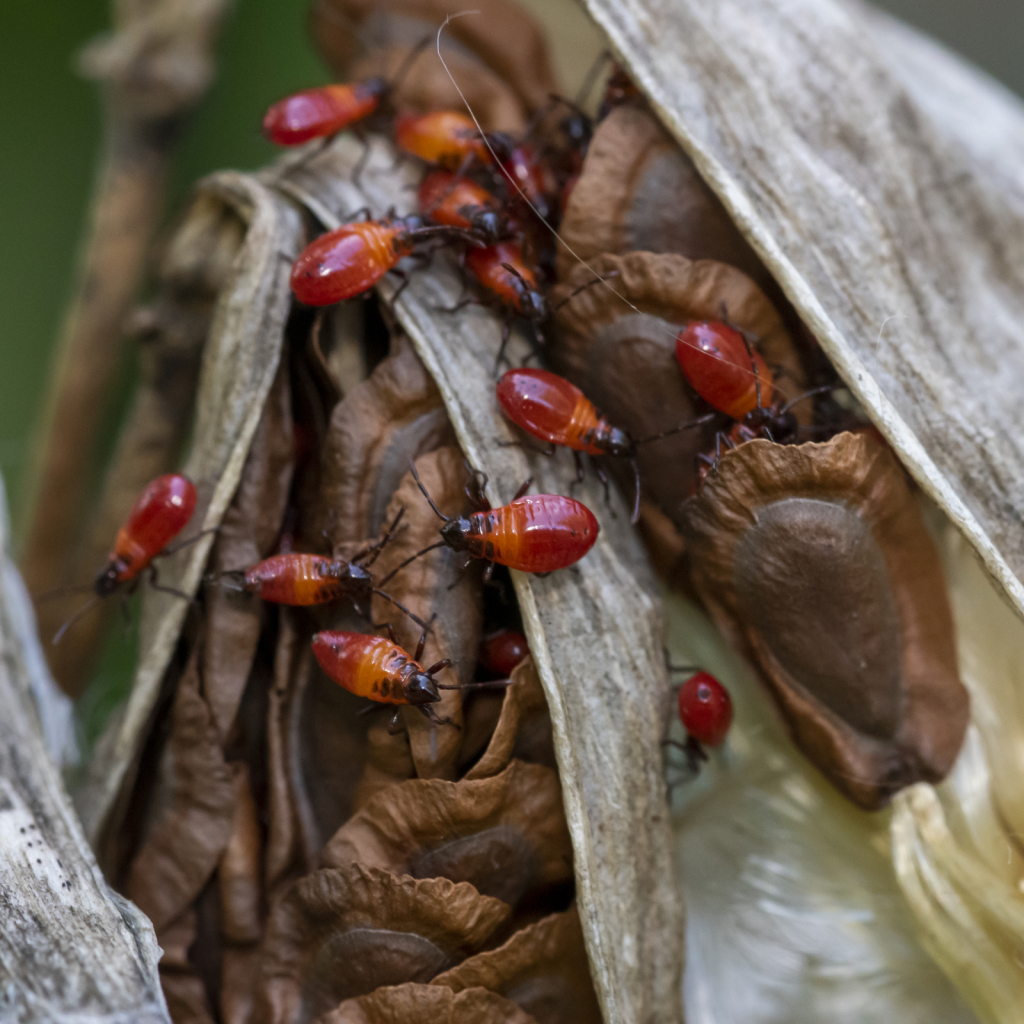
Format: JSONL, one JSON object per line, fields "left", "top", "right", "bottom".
{"left": 365, "top": 448, "right": 484, "bottom": 782}
{"left": 203, "top": 355, "right": 295, "bottom": 742}
{"left": 160, "top": 909, "right": 215, "bottom": 1024}
{"left": 320, "top": 759, "right": 573, "bottom": 909}
{"left": 550, "top": 250, "right": 807, "bottom": 521}
{"left": 126, "top": 646, "right": 237, "bottom": 936}
{"left": 219, "top": 765, "right": 264, "bottom": 1024}
{"left": 463, "top": 656, "right": 555, "bottom": 782}
{"left": 254, "top": 863, "right": 510, "bottom": 1023}
{"left": 678, "top": 431, "right": 969, "bottom": 809}
{"left": 317, "top": 984, "right": 538, "bottom": 1024}
{"left": 311, "top": 0, "right": 559, "bottom": 115}
{"left": 557, "top": 106, "right": 776, "bottom": 297}
{"left": 431, "top": 905, "right": 600, "bottom": 1024}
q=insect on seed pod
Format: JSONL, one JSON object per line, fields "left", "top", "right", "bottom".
{"left": 677, "top": 431, "right": 970, "bottom": 810}
{"left": 550, "top": 250, "right": 809, "bottom": 526}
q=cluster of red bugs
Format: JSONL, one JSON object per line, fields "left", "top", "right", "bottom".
{"left": 47, "top": 51, "right": 862, "bottom": 778}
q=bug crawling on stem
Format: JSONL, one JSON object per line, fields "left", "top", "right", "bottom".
{"left": 312, "top": 617, "right": 511, "bottom": 729}
{"left": 208, "top": 505, "right": 427, "bottom": 629}
{"left": 399, "top": 460, "right": 599, "bottom": 578}
{"left": 51, "top": 473, "right": 206, "bottom": 643}
{"left": 290, "top": 213, "right": 485, "bottom": 307}
{"left": 496, "top": 367, "right": 713, "bottom": 523}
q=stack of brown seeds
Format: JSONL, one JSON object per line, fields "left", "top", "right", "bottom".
{"left": 113, "top": 4, "right": 604, "bottom": 1023}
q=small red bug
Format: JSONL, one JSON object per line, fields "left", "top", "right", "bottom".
{"left": 401, "top": 462, "right": 599, "bottom": 577}
{"left": 479, "top": 629, "right": 529, "bottom": 676}
{"left": 211, "top": 507, "right": 426, "bottom": 628}
{"left": 496, "top": 367, "right": 712, "bottom": 523}
{"left": 418, "top": 171, "right": 508, "bottom": 243}
{"left": 290, "top": 213, "right": 482, "bottom": 307}
{"left": 395, "top": 110, "right": 497, "bottom": 170}
{"left": 262, "top": 37, "right": 431, "bottom": 147}
{"left": 500, "top": 142, "right": 552, "bottom": 219}
{"left": 52, "top": 473, "right": 200, "bottom": 643}
{"left": 313, "top": 619, "right": 510, "bottom": 728}
{"left": 665, "top": 669, "right": 734, "bottom": 775}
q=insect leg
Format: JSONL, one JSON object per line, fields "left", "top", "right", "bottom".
{"left": 512, "top": 478, "right": 533, "bottom": 500}
{"left": 350, "top": 127, "right": 371, "bottom": 186}
{"left": 148, "top": 564, "right": 199, "bottom": 606}
{"left": 372, "top": 621, "right": 399, "bottom": 645}
{"left": 158, "top": 527, "right": 219, "bottom": 557}
{"left": 414, "top": 614, "right": 437, "bottom": 662}
{"left": 371, "top": 588, "right": 428, "bottom": 630}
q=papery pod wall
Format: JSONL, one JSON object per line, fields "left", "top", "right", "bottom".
{"left": 576, "top": 0, "right": 1024, "bottom": 1020}
{"left": 53, "top": 1, "right": 1024, "bottom": 1024}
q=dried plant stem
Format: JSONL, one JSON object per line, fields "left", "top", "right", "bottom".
{"left": 19, "top": 0, "right": 232, "bottom": 655}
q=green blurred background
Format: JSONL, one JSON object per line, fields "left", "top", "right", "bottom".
{"left": 0, "top": 0, "right": 1021, "bottom": 740}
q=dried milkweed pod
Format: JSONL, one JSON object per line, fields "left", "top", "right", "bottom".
{"left": 254, "top": 864, "right": 510, "bottom": 1023}
{"left": 311, "top": 0, "right": 559, "bottom": 116}
{"left": 318, "top": 984, "right": 539, "bottom": 1024}
{"left": 550, "top": 250, "right": 807, "bottom": 522}
{"left": 432, "top": 905, "right": 601, "bottom": 1024}
{"left": 463, "top": 657, "right": 554, "bottom": 782}
{"left": 321, "top": 759, "right": 573, "bottom": 909}
{"left": 678, "top": 432, "right": 969, "bottom": 809}
{"left": 556, "top": 106, "right": 775, "bottom": 295}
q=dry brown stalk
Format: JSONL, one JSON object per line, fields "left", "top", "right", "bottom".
{"left": 19, "top": 0, "right": 232, "bottom": 679}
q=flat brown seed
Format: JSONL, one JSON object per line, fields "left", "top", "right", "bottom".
{"left": 678, "top": 431, "right": 970, "bottom": 809}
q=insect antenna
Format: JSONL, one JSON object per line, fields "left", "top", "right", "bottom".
{"left": 633, "top": 412, "right": 716, "bottom": 446}
{"left": 408, "top": 459, "right": 452, "bottom": 522}
{"left": 202, "top": 568, "right": 247, "bottom": 590}
{"left": 387, "top": 33, "right": 433, "bottom": 94}
{"left": 370, "top": 587, "right": 429, "bottom": 630}
{"left": 551, "top": 271, "right": 618, "bottom": 313}
{"left": 375, "top": 542, "right": 447, "bottom": 588}
{"left": 33, "top": 582, "right": 97, "bottom": 603}
{"left": 436, "top": 679, "right": 513, "bottom": 690}
{"left": 52, "top": 595, "right": 104, "bottom": 645}
{"left": 780, "top": 382, "right": 846, "bottom": 414}
{"left": 575, "top": 49, "right": 613, "bottom": 107}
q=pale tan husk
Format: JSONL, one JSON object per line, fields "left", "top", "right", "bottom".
{"left": 584, "top": 0, "right": 1024, "bottom": 1018}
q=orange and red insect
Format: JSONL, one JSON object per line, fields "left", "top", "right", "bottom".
{"left": 675, "top": 321, "right": 774, "bottom": 421}
{"left": 500, "top": 142, "right": 552, "bottom": 218}
{"left": 215, "top": 509, "right": 427, "bottom": 629}
{"left": 262, "top": 38, "right": 431, "bottom": 146}
{"left": 496, "top": 368, "right": 712, "bottom": 522}
{"left": 395, "top": 110, "right": 495, "bottom": 169}
{"left": 313, "top": 620, "right": 510, "bottom": 727}
{"left": 51, "top": 473, "right": 199, "bottom": 643}
{"left": 312, "top": 629, "right": 456, "bottom": 724}
{"left": 408, "top": 463, "right": 599, "bottom": 575}
{"left": 96, "top": 474, "right": 197, "bottom": 595}
{"left": 263, "top": 81, "right": 385, "bottom": 146}
{"left": 291, "top": 214, "right": 480, "bottom": 306}
{"left": 418, "top": 171, "right": 507, "bottom": 243}
{"left": 479, "top": 629, "right": 529, "bottom": 676}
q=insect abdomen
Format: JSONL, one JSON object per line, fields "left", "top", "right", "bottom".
{"left": 467, "top": 495, "right": 599, "bottom": 573}
{"left": 312, "top": 631, "right": 411, "bottom": 705}
{"left": 245, "top": 554, "right": 344, "bottom": 605}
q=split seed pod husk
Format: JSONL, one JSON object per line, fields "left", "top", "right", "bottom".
{"left": 318, "top": 983, "right": 539, "bottom": 1024}
{"left": 551, "top": 249, "right": 807, "bottom": 521}
{"left": 254, "top": 863, "right": 510, "bottom": 1023}
{"left": 321, "top": 759, "right": 573, "bottom": 909}
{"left": 678, "top": 431, "right": 969, "bottom": 809}
{"left": 585, "top": 0, "right": 1024, "bottom": 1014}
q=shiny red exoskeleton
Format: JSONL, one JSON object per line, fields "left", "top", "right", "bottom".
{"left": 410, "top": 464, "right": 598, "bottom": 574}
{"left": 291, "top": 214, "right": 479, "bottom": 306}
{"left": 263, "top": 81, "right": 385, "bottom": 146}
{"left": 418, "top": 171, "right": 507, "bottom": 243}
{"left": 665, "top": 669, "right": 733, "bottom": 778}
{"left": 96, "top": 474, "right": 197, "bottom": 596}
{"left": 479, "top": 630, "right": 530, "bottom": 676}
{"left": 675, "top": 321, "right": 774, "bottom": 421}
{"left": 678, "top": 671, "right": 733, "bottom": 747}
{"left": 395, "top": 111, "right": 495, "bottom": 169}
{"left": 497, "top": 368, "right": 633, "bottom": 458}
